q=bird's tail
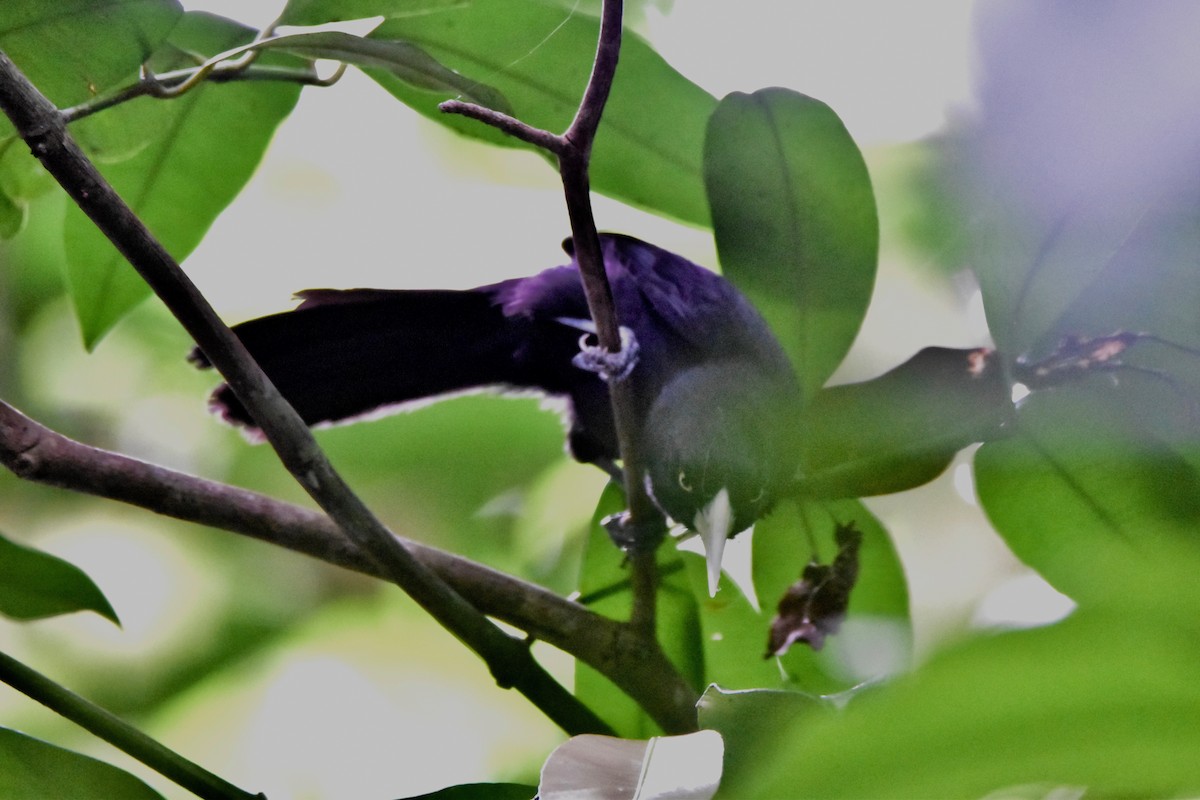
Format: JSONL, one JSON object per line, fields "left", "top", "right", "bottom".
{"left": 190, "top": 287, "right": 528, "bottom": 434}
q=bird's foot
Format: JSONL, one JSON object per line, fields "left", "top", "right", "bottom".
{"left": 601, "top": 510, "right": 665, "bottom": 553}
{"left": 557, "top": 317, "right": 640, "bottom": 382}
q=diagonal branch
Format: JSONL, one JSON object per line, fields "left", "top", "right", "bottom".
{"left": 440, "top": 0, "right": 666, "bottom": 638}
{"left": 0, "top": 399, "right": 700, "bottom": 734}
{"left": 0, "top": 50, "right": 607, "bottom": 737}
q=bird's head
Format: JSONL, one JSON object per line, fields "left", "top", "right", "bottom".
{"left": 641, "top": 362, "right": 800, "bottom": 596}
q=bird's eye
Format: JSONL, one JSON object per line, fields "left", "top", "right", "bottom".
{"left": 678, "top": 470, "right": 693, "bottom": 493}
{"left": 749, "top": 486, "right": 765, "bottom": 505}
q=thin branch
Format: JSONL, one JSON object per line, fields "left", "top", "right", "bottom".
{"left": 440, "top": 0, "right": 665, "bottom": 637}
{"left": 0, "top": 50, "right": 606, "bottom": 737}
{"left": 564, "top": 0, "right": 624, "bottom": 152}
{"left": 61, "top": 63, "right": 346, "bottom": 125}
{"left": 0, "top": 650, "right": 264, "bottom": 800}
{"left": 0, "top": 399, "right": 699, "bottom": 734}
{"left": 438, "top": 98, "right": 565, "bottom": 152}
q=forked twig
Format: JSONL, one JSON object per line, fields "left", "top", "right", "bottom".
{"left": 440, "top": 0, "right": 668, "bottom": 639}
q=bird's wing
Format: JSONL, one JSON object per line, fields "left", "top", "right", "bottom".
{"left": 192, "top": 288, "right": 532, "bottom": 430}
{"left": 599, "top": 234, "right": 777, "bottom": 360}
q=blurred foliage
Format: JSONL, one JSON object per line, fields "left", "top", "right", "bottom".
{"left": 740, "top": 578, "right": 1200, "bottom": 798}
{"left": 2, "top": 1, "right": 1200, "bottom": 798}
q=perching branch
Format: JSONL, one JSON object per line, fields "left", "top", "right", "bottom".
{"left": 0, "top": 400, "right": 699, "bottom": 733}
{"left": 440, "top": 0, "right": 666, "bottom": 638}
{"left": 0, "top": 50, "right": 607, "bottom": 738}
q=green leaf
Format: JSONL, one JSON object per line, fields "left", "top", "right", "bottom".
{"left": 0, "top": 0, "right": 183, "bottom": 130}
{"left": 0, "top": 135, "right": 58, "bottom": 239}
{"left": 61, "top": 12, "right": 303, "bottom": 347}
{"left": 280, "top": 0, "right": 468, "bottom": 26}
{"left": 574, "top": 484, "right": 703, "bottom": 737}
{"left": 369, "top": 0, "right": 716, "bottom": 226}
{"left": 279, "top": 0, "right": 668, "bottom": 26}
{"left": 0, "top": 727, "right": 165, "bottom": 799}
{"left": 704, "top": 88, "right": 878, "bottom": 399}
{"left": 255, "top": 30, "right": 510, "bottom": 113}
{"left": 0, "top": 530, "right": 118, "bottom": 624}
{"left": 400, "top": 783, "right": 536, "bottom": 800}
{"left": 736, "top": 597, "right": 1200, "bottom": 799}
{"left": 0, "top": 1, "right": 182, "bottom": 237}
{"left": 798, "top": 347, "right": 1012, "bottom": 498}
{"left": 697, "top": 686, "right": 829, "bottom": 797}
{"left": 975, "top": 385, "right": 1200, "bottom": 607}
{"left": 0, "top": 182, "right": 23, "bottom": 238}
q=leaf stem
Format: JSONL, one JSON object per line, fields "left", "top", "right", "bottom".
{"left": 0, "top": 650, "right": 263, "bottom": 800}
{"left": 60, "top": 63, "right": 345, "bottom": 126}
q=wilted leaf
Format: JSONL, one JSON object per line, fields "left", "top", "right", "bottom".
{"left": 0, "top": 531, "right": 118, "bottom": 624}
{"left": 540, "top": 731, "right": 723, "bottom": 800}
{"left": 764, "top": 522, "right": 861, "bottom": 656}
{"left": 705, "top": 88, "right": 878, "bottom": 399}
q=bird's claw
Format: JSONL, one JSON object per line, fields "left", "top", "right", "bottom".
{"left": 601, "top": 510, "right": 665, "bottom": 553}
{"left": 572, "top": 325, "right": 640, "bottom": 382}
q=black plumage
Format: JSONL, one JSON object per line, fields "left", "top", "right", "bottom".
{"left": 193, "top": 234, "right": 802, "bottom": 591}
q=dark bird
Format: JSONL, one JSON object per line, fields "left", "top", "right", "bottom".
{"left": 192, "top": 234, "right": 802, "bottom": 593}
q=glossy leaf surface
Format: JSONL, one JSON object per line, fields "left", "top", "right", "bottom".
{"left": 61, "top": 12, "right": 303, "bottom": 346}
{"left": 0, "top": 727, "right": 164, "bottom": 800}
{"left": 0, "top": 530, "right": 118, "bottom": 623}
{"left": 705, "top": 88, "right": 878, "bottom": 398}
{"left": 739, "top": 595, "right": 1200, "bottom": 799}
